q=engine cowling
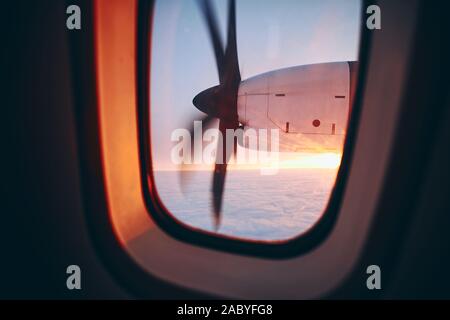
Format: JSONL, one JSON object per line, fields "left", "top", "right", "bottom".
{"left": 236, "top": 61, "right": 354, "bottom": 152}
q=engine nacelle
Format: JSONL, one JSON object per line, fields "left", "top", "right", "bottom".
{"left": 237, "top": 62, "right": 354, "bottom": 152}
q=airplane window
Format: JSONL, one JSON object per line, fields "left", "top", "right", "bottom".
{"left": 149, "top": 0, "right": 361, "bottom": 242}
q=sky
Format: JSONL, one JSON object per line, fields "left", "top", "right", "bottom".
{"left": 150, "top": 0, "right": 362, "bottom": 171}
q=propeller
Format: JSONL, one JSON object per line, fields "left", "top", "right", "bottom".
{"left": 181, "top": 0, "right": 241, "bottom": 229}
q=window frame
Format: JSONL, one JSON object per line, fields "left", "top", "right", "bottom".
{"left": 74, "top": 0, "right": 422, "bottom": 298}
{"left": 137, "top": 0, "right": 373, "bottom": 259}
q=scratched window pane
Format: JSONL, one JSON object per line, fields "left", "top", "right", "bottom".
{"left": 150, "top": 0, "right": 361, "bottom": 241}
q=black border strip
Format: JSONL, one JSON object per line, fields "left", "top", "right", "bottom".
{"left": 137, "top": 0, "right": 374, "bottom": 259}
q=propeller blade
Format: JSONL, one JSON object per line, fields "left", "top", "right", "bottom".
{"left": 197, "top": 0, "right": 226, "bottom": 83}
{"left": 212, "top": 120, "right": 233, "bottom": 229}
{"left": 212, "top": 161, "right": 227, "bottom": 229}
{"left": 188, "top": 0, "right": 243, "bottom": 228}
{"left": 224, "top": 0, "right": 241, "bottom": 89}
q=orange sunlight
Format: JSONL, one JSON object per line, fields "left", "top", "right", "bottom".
{"left": 160, "top": 152, "right": 343, "bottom": 171}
